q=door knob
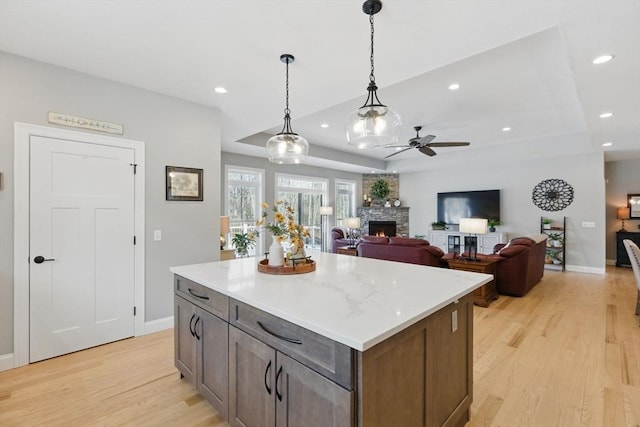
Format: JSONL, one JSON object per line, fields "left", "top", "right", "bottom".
{"left": 33, "top": 256, "right": 55, "bottom": 264}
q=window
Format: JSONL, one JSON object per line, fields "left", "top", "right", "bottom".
{"left": 225, "top": 166, "right": 264, "bottom": 256}
{"left": 335, "top": 179, "right": 356, "bottom": 227}
{"left": 275, "top": 173, "right": 328, "bottom": 250}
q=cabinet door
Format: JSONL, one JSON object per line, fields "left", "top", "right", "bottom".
{"left": 175, "top": 295, "right": 197, "bottom": 384}
{"left": 275, "top": 353, "right": 353, "bottom": 427}
{"left": 428, "top": 231, "right": 447, "bottom": 253}
{"left": 197, "top": 308, "right": 229, "bottom": 420}
{"left": 480, "top": 234, "right": 502, "bottom": 254}
{"left": 426, "top": 296, "right": 473, "bottom": 427}
{"left": 229, "top": 326, "right": 276, "bottom": 427}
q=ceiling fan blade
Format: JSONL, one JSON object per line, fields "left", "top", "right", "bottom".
{"left": 426, "top": 142, "right": 470, "bottom": 147}
{"left": 417, "top": 134, "right": 436, "bottom": 145}
{"left": 384, "top": 147, "right": 413, "bottom": 159}
{"left": 418, "top": 146, "right": 437, "bottom": 157}
{"left": 383, "top": 144, "right": 411, "bottom": 148}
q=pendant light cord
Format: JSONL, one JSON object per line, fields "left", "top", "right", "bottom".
{"left": 285, "top": 58, "right": 290, "bottom": 116}
{"left": 369, "top": 13, "right": 375, "bottom": 83}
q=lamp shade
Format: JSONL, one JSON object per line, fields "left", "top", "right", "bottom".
{"left": 617, "top": 207, "right": 630, "bottom": 220}
{"left": 459, "top": 218, "right": 488, "bottom": 235}
{"left": 266, "top": 133, "right": 309, "bottom": 164}
{"left": 220, "top": 216, "right": 230, "bottom": 234}
{"left": 344, "top": 217, "right": 361, "bottom": 229}
{"left": 345, "top": 106, "right": 401, "bottom": 149}
{"left": 319, "top": 206, "right": 334, "bottom": 216}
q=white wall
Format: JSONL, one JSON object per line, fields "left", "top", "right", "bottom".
{"left": 0, "top": 52, "right": 221, "bottom": 355}
{"left": 400, "top": 138, "right": 606, "bottom": 272}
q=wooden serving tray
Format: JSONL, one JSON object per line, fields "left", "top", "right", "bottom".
{"left": 257, "top": 258, "right": 315, "bottom": 275}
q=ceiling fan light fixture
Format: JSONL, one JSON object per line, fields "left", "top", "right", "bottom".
{"left": 346, "top": 0, "right": 401, "bottom": 149}
{"left": 266, "top": 54, "right": 308, "bottom": 164}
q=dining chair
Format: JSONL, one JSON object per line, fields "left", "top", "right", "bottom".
{"left": 622, "top": 239, "right": 640, "bottom": 318}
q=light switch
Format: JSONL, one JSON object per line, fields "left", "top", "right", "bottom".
{"left": 153, "top": 229, "right": 162, "bottom": 241}
{"left": 582, "top": 221, "right": 596, "bottom": 228}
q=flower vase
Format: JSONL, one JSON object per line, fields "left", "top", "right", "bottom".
{"left": 290, "top": 242, "right": 306, "bottom": 260}
{"left": 268, "top": 238, "right": 284, "bottom": 266}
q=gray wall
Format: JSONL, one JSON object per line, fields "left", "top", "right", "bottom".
{"left": 0, "top": 52, "right": 221, "bottom": 355}
{"left": 604, "top": 159, "right": 640, "bottom": 261}
{"left": 400, "top": 139, "right": 607, "bottom": 272}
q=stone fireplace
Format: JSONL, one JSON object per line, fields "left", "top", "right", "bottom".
{"left": 357, "top": 206, "right": 409, "bottom": 237}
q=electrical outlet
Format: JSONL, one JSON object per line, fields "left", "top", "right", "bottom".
{"left": 451, "top": 310, "right": 458, "bottom": 333}
{"left": 153, "top": 229, "right": 162, "bottom": 241}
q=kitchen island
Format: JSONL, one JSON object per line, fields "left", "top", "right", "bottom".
{"left": 171, "top": 252, "right": 491, "bottom": 427}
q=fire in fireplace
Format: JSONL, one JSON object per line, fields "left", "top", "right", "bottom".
{"left": 369, "top": 221, "right": 397, "bottom": 237}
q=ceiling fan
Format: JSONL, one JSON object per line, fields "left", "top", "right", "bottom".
{"left": 384, "top": 126, "right": 470, "bottom": 159}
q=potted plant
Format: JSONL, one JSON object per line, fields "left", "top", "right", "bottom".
{"left": 487, "top": 218, "right": 500, "bottom": 232}
{"left": 542, "top": 217, "right": 552, "bottom": 230}
{"left": 231, "top": 230, "right": 258, "bottom": 257}
{"left": 370, "top": 179, "right": 390, "bottom": 200}
{"left": 548, "top": 233, "right": 563, "bottom": 248}
{"left": 431, "top": 221, "right": 447, "bottom": 230}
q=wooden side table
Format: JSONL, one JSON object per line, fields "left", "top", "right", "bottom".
{"left": 447, "top": 258, "right": 498, "bottom": 307}
{"left": 336, "top": 246, "right": 358, "bottom": 256}
{"left": 220, "top": 248, "right": 236, "bottom": 260}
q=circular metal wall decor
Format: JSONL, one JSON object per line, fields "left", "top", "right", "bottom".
{"left": 532, "top": 178, "right": 574, "bottom": 211}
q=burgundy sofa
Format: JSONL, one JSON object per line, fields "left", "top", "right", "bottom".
{"left": 480, "top": 236, "right": 546, "bottom": 297}
{"left": 357, "top": 236, "right": 444, "bottom": 267}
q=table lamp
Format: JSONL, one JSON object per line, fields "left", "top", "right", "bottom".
{"left": 459, "top": 218, "right": 488, "bottom": 261}
{"left": 343, "top": 217, "right": 361, "bottom": 249}
{"left": 617, "top": 207, "right": 630, "bottom": 231}
{"left": 220, "top": 216, "right": 230, "bottom": 249}
{"left": 319, "top": 206, "right": 334, "bottom": 252}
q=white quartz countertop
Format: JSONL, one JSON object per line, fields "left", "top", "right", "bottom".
{"left": 170, "top": 252, "right": 491, "bottom": 351}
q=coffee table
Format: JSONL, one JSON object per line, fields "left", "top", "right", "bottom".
{"left": 447, "top": 258, "right": 498, "bottom": 307}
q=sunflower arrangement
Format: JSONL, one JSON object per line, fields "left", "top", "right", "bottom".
{"left": 257, "top": 200, "right": 310, "bottom": 257}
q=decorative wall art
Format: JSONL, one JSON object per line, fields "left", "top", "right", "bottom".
{"left": 532, "top": 178, "right": 574, "bottom": 211}
{"left": 166, "top": 166, "right": 203, "bottom": 201}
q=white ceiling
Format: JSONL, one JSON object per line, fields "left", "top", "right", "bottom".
{"left": 1, "top": 0, "right": 638, "bottom": 173}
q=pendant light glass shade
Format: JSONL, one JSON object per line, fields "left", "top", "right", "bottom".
{"left": 346, "top": 0, "right": 401, "bottom": 149}
{"left": 266, "top": 54, "right": 308, "bottom": 164}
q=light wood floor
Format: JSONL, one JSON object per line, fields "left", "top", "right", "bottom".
{"left": 1, "top": 267, "right": 639, "bottom": 426}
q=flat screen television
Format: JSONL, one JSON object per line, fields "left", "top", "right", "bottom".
{"left": 437, "top": 190, "right": 500, "bottom": 225}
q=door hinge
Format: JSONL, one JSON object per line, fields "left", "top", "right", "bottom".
{"left": 130, "top": 163, "right": 137, "bottom": 174}
{"left": 134, "top": 306, "right": 137, "bottom": 316}
{"left": 133, "top": 235, "right": 137, "bottom": 245}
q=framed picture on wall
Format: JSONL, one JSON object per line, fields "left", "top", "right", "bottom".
{"left": 629, "top": 194, "right": 640, "bottom": 219}
{"left": 166, "top": 166, "right": 203, "bottom": 201}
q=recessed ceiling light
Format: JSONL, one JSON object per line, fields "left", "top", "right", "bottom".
{"left": 214, "top": 86, "right": 228, "bottom": 94}
{"left": 392, "top": 170, "right": 397, "bottom": 173}
{"left": 448, "top": 83, "right": 460, "bottom": 90}
{"left": 395, "top": 147, "right": 403, "bottom": 151}
{"left": 602, "top": 142, "right": 613, "bottom": 147}
{"left": 592, "top": 54, "right": 614, "bottom": 65}
{"left": 320, "top": 123, "right": 329, "bottom": 128}
{"left": 599, "top": 112, "right": 614, "bottom": 118}
{"left": 370, "top": 170, "right": 376, "bottom": 173}
{"left": 502, "top": 127, "right": 511, "bottom": 132}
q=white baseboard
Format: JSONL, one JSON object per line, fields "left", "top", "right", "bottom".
{"left": 0, "top": 353, "right": 14, "bottom": 372}
{"left": 566, "top": 264, "right": 606, "bottom": 275}
{"left": 144, "top": 316, "right": 174, "bottom": 334}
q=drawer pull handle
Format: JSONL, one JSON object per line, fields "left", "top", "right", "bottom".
{"left": 257, "top": 321, "right": 302, "bottom": 345}
{"left": 188, "top": 288, "right": 210, "bottom": 300}
{"left": 275, "top": 364, "right": 283, "bottom": 401}
{"left": 264, "top": 360, "right": 272, "bottom": 395}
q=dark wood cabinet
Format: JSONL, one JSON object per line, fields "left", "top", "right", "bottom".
{"left": 616, "top": 231, "right": 640, "bottom": 267}
{"left": 228, "top": 326, "right": 352, "bottom": 427}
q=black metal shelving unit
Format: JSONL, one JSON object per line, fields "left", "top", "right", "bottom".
{"left": 541, "top": 216, "right": 566, "bottom": 272}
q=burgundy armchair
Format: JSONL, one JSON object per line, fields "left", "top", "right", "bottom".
{"left": 484, "top": 237, "right": 546, "bottom": 297}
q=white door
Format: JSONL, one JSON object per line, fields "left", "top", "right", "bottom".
{"left": 29, "top": 135, "right": 136, "bottom": 362}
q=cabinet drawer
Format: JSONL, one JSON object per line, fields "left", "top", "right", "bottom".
{"left": 175, "top": 275, "right": 228, "bottom": 321}
{"left": 230, "top": 299, "right": 354, "bottom": 390}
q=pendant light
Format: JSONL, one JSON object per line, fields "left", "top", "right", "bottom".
{"left": 266, "top": 54, "right": 309, "bottom": 164}
{"left": 346, "top": 0, "right": 401, "bottom": 149}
